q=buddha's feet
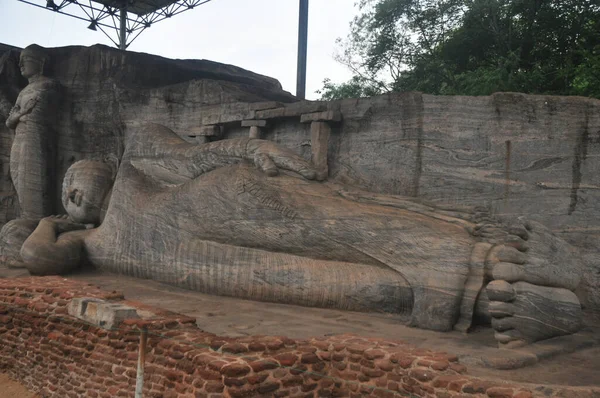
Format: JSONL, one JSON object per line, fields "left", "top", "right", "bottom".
{"left": 485, "top": 219, "right": 583, "bottom": 348}
{"left": 487, "top": 281, "right": 582, "bottom": 348}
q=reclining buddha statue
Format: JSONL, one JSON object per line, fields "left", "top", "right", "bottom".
{"left": 19, "top": 123, "right": 583, "bottom": 348}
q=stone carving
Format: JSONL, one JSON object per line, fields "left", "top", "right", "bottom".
{"left": 5, "top": 44, "right": 59, "bottom": 219}
{"left": 19, "top": 123, "right": 583, "bottom": 347}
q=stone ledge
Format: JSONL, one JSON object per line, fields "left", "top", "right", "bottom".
{"left": 241, "top": 119, "right": 268, "bottom": 127}
{"left": 300, "top": 110, "right": 342, "bottom": 124}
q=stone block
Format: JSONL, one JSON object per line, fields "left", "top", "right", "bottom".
{"left": 248, "top": 101, "right": 282, "bottom": 111}
{"left": 254, "top": 107, "right": 286, "bottom": 119}
{"left": 241, "top": 120, "right": 268, "bottom": 127}
{"left": 68, "top": 297, "right": 139, "bottom": 330}
{"left": 300, "top": 110, "right": 342, "bottom": 124}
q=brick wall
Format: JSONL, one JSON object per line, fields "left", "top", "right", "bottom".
{"left": 0, "top": 277, "right": 597, "bottom": 398}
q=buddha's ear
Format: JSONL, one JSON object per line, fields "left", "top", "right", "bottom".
{"left": 103, "top": 154, "right": 120, "bottom": 180}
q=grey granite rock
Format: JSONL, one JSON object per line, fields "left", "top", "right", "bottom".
{"left": 0, "top": 44, "right": 596, "bottom": 346}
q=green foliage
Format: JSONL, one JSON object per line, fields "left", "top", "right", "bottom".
{"left": 319, "top": 0, "right": 600, "bottom": 100}
{"left": 316, "top": 77, "right": 383, "bottom": 100}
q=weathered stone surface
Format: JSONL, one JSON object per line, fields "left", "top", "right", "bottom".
{"left": 0, "top": 43, "right": 596, "bottom": 347}
{"left": 248, "top": 125, "right": 261, "bottom": 138}
{"left": 310, "top": 121, "right": 330, "bottom": 180}
{"left": 300, "top": 110, "right": 342, "bottom": 124}
{"left": 188, "top": 125, "right": 222, "bottom": 137}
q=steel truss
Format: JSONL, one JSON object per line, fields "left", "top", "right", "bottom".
{"left": 17, "top": 0, "right": 213, "bottom": 50}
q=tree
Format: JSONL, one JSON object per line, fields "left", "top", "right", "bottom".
{"left": 319, "top": 0, "right": 600, "bottom": 100}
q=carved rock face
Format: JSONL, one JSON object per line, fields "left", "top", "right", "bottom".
{"left": 0, "top": 44, "right": 595, "bottom": 348}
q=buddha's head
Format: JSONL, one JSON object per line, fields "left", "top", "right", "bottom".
{"left": 19, "top": 44, "right": 49, "bottom": 80}
{"left": 62, "top": 160, "right": 116, "bottom": 225}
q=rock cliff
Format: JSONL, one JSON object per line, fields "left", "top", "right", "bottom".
{"left": 0, "top": 43, "right": 598, "bottom": 315}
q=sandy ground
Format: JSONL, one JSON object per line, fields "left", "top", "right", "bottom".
{"left": 0, "top": 374, "right": 38, "bottom": 398}
{"left": 67, "top": 270, "right": 600, "bottom": 387}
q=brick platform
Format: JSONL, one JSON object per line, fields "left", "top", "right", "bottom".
{"left": 0, "top": 277, "right": 598, "bottom": 397}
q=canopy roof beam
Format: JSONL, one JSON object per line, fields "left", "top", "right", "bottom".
{"left": 18, "top": 0, "right": 212, "bottom": 49}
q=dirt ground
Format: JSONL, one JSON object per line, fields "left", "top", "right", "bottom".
{"left": 0, "top": 374, "right": 38, "bottom": 398}
{"left": 68, "top": 270, "right": 600, "bottom": 388}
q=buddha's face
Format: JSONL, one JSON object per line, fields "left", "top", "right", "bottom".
{"left": 19, "top": 54, "right": 44, "bottom": 80}
{"left": 62, "top": 164, "right": 114, "bottom": 225}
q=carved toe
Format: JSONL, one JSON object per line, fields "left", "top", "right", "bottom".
{"left": 492, "top": 262, "right": 525, "bottom": 282}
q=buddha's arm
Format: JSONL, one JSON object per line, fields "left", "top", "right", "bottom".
{"left": 127, "top": 123, "right": 318, "bottom": 180}
{"left": 5, "top": 96, "right": 39, "bottom": 129}
{"left": 5, "top": 103, "right": 21, "bottom": 129}
{"left": 20, "top": 217, "right": 86, "bottom": 275}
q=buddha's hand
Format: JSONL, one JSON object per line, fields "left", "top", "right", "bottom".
{"left": 245, "top": 139, "right": 319, "bottom": 180}
{"left": 41, "top": 215, "right": 88, "bottom": 234}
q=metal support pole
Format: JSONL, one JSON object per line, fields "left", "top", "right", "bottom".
{"left": 134, "top": 328, "right": 147, "bottom": 398}
{"left": 119, "top": 6, "right": 127, "bottom": 50}
{"left": 296, "top": 0, "right": 309, "bottom": 99}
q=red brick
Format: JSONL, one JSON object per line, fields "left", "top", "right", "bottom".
{"left": 257, "top": 382, "right": 280, "bottom": 394}
{"left": 204, "top": 381, "right": 224, "bottom": 393}
{"left": 249, "top": 359, "right": 279, "bottom": 372}
{"left": 463, "top": 380, "right": 498, "bottom": 394}
{"left": 431, "top": 361, "right": 449, "bottom": 371}
{"left": 247, "top": 373, "right": 268, "bottom": 385}
{"left": 373, "top": 359, "right": 393, "bottom": 371}
{"left": 220, "top": 363, "right": 251, "bottom": 377}
{"left": 222, "top": 343, "right": 249, "bottom": 354}
{"left": 332, "top": 353, "right": 345, "bottom": 362}
{"left": 486, "top": 387, "right": 514, "bottom": 398}
{"left": 362, "top": 367, "right": 384, "bottom": 378}
{"left": 266, "top": 339, "right": 285, "bottom": 351}
{"left": 195, "top": 368, "right": 221, "bottom": 381}
{"left": 409, "top": 368, "right": 434, "bottom": 382}
{"left": 207, "top": 360, "right": 228, "bottom": 372}
{"left": 301, "top": 353, "right": 320, "bottom": 364}
{"left": 248, "top": 342, "right": 266, "bottom": 352}
{"left": 224, "top": 377, "right": 247, "bottom": 387}
{"left": 274, "top": 353, "right": 298, "bottom": 367}
{"left": 347, "top": 344, "right": 369, "bottom": 354}
{"left": 364, "top": 349, "right": 385, "bottom": 360}
{"left": 432, "top": 375, "right": 465, "bottom": 388}
{"left": 450, "top": 363, "right": 467, "bottom": 374}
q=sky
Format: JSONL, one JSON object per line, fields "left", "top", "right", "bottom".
{"left": 0, "top": 0, "right": 357, "bottom": 99}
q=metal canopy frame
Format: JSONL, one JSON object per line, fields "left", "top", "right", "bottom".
{"left": 15, "top": 0, "right": 310, "bottom": 98}
{"left": 17, "top": 0, "right": 212, "bottom": 50}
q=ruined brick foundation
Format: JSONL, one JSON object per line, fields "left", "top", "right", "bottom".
{"left": 0, "top": 277, "right": 598, "bottom": 397}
